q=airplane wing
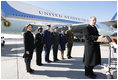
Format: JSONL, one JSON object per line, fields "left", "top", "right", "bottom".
{"left": 98, "top": 12, "right": 117, "bottom": 28}
{"left": 98, "top": 20, "right": 117, "bottom": 28}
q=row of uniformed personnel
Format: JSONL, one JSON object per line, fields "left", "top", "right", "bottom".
{"left": 23, "top": 24, "right": 74, "bottom": 73}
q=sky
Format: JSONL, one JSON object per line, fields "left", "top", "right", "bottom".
{"left": 22, "top": 1, "right": 117, "bottom": 22}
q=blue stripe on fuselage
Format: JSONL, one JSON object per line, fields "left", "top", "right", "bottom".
{"left": 1, "top": 1, "right": 83, "bottom": 24}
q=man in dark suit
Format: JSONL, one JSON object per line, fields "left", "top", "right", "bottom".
{"left": 44, "top": 25, "right": 52, "bottom": 63}
{"left": 83, "top": 16, "right": 104, "bottom": 78}
{"left": 35, "top": 27, "right": 44, "bottom": 66}
{"left": 23, "top": 24, "right": 35, "bottom": 74}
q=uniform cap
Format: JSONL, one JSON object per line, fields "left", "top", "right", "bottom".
{"left": 54, "top": 27, "right": 58, "bottom": 29}
{"left": 47, "top": 25, "right": 51, "bottom": 27}
{"left": 38, "top": 26, "right": 43, "bottom": 31}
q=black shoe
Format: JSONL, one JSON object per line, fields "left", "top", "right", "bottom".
{"left": 92, "top": 73, "right": 97, "bottom": 77}
{"left": 46, "top": 60, "right": 52, "bottom": 63}
{"left": 54, "top": 60, "right": 57, "bottom": 62}
{"left": 37, "top": 63, "right": 43, "bottom": 66}
{"left": 56, "top": 59, "right": 60, "bottom": 61}
{"left": 49, "top": 60, "right": 52, "bottom": 62}
{"left": 27, "top": 69, "right": 34, "bottom": 74}
{"left": 85, "top": 74, "right": 96, "bottom": 79}
{"left": 54, "top": 59, "right": 57, "bottom": 62}
{"left": 68, "top": 56, "right": 72, "bottom": 59}
{"left": 30, "top": 69, "right": 34, "bottom": 72}
{"left": 54, "top": 59, "right": 60, "bottom": 62}
{"left": 70, "top": 56, "right": 72, "bottom": 58}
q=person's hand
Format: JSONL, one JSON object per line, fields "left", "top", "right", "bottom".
{"left": 44, "top": 44, "right": 46, "bottom": 47}
{"left": 110, "top": 42, "right": 117, "bottom": 48}
{"left": 99, "top": 35, "right": 105, "bottom": 38}
{"left": 26, "top": 51, "right": 30, "bottom": 55}
{"left": 52, "top": 44, "right": 54, "bottom": 47}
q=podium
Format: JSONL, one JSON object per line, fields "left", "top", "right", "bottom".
{"left": 96, "top": 36, "right": 117, "bottom": 67}
{"left": 96, "top": 36, "right": 116, "bottom": 43}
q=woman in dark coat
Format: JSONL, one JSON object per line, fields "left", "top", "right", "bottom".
{"left": 59, "top": 29, "right": 66, "bottom": 59}
{"left": 83, "top": 16, "right": 104, "bottom": 78}
{"left": 23, "top": 24, "right": 35, "bottom": 73}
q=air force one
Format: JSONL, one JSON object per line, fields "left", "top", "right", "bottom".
{"left": 1, "top": 1, "right": 117, "bottom": 41}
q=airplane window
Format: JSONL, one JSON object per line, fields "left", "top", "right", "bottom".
{"left": 48, "top": 13, "right": 51, "bottom": 16}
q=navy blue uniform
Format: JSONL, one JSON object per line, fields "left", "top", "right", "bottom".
{"left": 44, "top": 30, "right": 52, "bottom": 62}
{"left": 35, "top": 32, "right": 44, "bottom": 65}
{"left": 59, "top": 33, "right": 66, "bottom": 51}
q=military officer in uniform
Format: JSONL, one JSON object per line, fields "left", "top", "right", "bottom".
{"left": 35, "top": 27, "right": 44, "bottom": 66}
{"left": 44, "top": 25, "right": 52, "bottom": 63}
{"left": 65, "top": 26, "right": 74, "bottom": 59}
{"left": 23, "top": 24, "right": 35, "bottom": 74}
{"left": 83, "top": 16, "right": 104, "bottom": 79}
{"left": 52, "top": 27, "right": 60, "bottom": 62}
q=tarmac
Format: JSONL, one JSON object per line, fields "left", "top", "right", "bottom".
{"left": 1, "top": 38, "right": 117, "bottom": 79}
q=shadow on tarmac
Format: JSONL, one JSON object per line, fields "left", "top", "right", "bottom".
{"left": 32, "top": 57, "right": 106, "bottom": 79}
{"left": 32, "top": 70, "right": 106, "bottom": 79}
{"left": 1, "top": 43, "right": 24, "bottom": 57}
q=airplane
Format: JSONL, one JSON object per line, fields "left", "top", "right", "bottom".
{"left": 1, "top": 1, "right": 117, "bottom": 41}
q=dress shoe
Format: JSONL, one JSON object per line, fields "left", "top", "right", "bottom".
{"left": 48, "top": 60, "right": 52, "bottom": 62}
{"left": 37, "top": 63, "right": 43, "bottom": 66}
{"left": 68, "top": 56, "right": 72, "bottom": 59}
{"left": 56, "top": 59, "right": 60, "bottom": 61}
{"left": 54, "top": 59, "right": 60, "bottom": 62}
{"left": 85, "top": 74, "right": 96, "bottom": 79}
{"left": 27, "top": 69, "right": 34, "bottom": 74}
{"left": 54, "top": 60, "right": 57, "bottom": 62}
{"left": 46, "top": 60, "right": 52, "bottom": 63}
{"left": 92, "top": 72, "right": 97, "bottom": 77}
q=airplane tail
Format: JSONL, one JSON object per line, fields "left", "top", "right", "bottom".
{"left": 111, "top": 12, "right": 117, "bottom": 20}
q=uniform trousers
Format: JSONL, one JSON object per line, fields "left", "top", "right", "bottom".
{"left": 67, "top": 42, "right": 73, "bottom": 58}
{"left": 44, "top": 44, "right": 51, "bottom": 61}
{"left": 52, "top": 44, "right": 58, "bottom": 60}
{"left": 36, "top": 45, "right": 43, "bottom": 65}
